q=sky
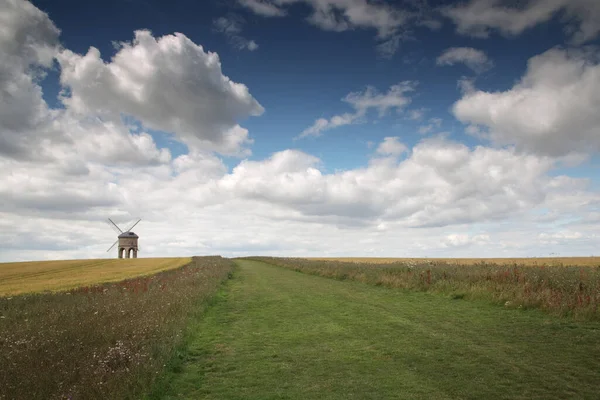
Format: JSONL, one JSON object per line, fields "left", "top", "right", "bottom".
{"left": 1, "top": 0, "right": 599, "bottom": 262}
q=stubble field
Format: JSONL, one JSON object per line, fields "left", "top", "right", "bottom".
{"left": 0, "top": 257, "right": 192, "bottom": 296}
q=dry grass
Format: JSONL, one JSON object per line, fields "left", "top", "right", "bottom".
{"left": 0, "top": 257, "right": 191, "bottom": 296}
{"left": 308, "top": 257, "right": 600, "bottom": 267}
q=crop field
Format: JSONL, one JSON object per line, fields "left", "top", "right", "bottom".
{"left": 0, "top": 257, "right": 192, "bottom": 296}
{"left": 308, "top": 256, "right": 600, "bottom": 266}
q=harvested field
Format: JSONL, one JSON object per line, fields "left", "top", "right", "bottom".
{"left": 0, "top": 257, "right": 192, "bottom": 296}
{"left": 308, "top": 257, "right": 600, "bottom": 267}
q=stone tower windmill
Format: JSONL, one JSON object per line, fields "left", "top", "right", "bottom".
{"left": 107, "top": 218, "right": 141, "bottom": 258}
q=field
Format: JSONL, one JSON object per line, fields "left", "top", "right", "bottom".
{"left": 0, "top": 256, "right": 234, "bottom": 400}
{"left": 0, "top": 257, "right": 192, "bottom": 296}
{"left": 157, "top": 259, "right": 600, "bottom": 399}
{"left": 308, "top": 256, "right": 600, "bottom": 266}
{"left": 256, "top": 257, "right": 600, "bottom": 320}
{"left": 3, "top": 255, "right": 600, "bottom": 399}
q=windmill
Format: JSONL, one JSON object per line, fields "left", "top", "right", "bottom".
{"left": 106, "top": 218, "right": 141, "bottom": 259}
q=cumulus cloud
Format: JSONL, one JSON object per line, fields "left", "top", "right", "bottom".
{"left": 0, "top": 0, "right": 62, "bottom": 159}
{"left": 213, "top": 15, "right": 259, "bottom": 51}
{"left": 57, "top": 30, "right": 264, "bottom": 156}
{"left": 442, "top": 0, "right": 600, "bottom": 44}
{"left": 436, "top": 47, "right": 494, "bottom": 73}
{"left": 215, "top": 137, "right": 566, "bottom": 229}
{"left": 453, "top": 47, "right": 600, "bottom": 157}
{"left": 2, "top": 0, "right": 600, "bottom": 261}
{"left": 376, "top": 137, "right": 407, "bottom": 157}
{"left": 299, "top": 82, "right": 416, "bottom": 138}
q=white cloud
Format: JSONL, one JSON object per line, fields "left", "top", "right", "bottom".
{"left": 406, "top": 108, "right": 426, "bottom": 121}
{"left": 539, "top": 231, "right": 583, "bottom": 241}
{"left": 376, "top": 137, "right": 407, "bottom": 157}
{"left": 238, "top": 0, "right": 413, "bottom": 56}
{"left": 0, "top": 0, "right": 61, "bottom": 159}
{"left": 1, "top": 131, "right": 599, "bottom": 260}
{"left": 299, "top": 82, "right": 416, "bottom": 138}
{"left": 0, "top": 0, "right": 59, "bottom": 68}
{"left": 442, "top": 0, "right": 600, "bottom": 44}
{"left": 418, "top": 118, "right": 443, "bottom": 135}
{"left": 57, "top": 30, "right": 264, "bottom": 156}
{"left": 436, "top": 47, "right": 494, "bottom": 73}
{"left": 453, "top": 47, "right": 600, "bottom": 157}
{"left": 375, "top": 35, "right": 402, "bottom": 59}
{"left": 215, "top": 137, "right": 565, "bottom": 229}
{"left": 213, "top": 15, "right": 260, "bottom": 51}
{"left": 1, "top": 0, "right": 600, "bottom": 261}
{"left": 238, "top": 0, "right": 287, "bottom": 17}
{"left": 442, "top": 233, "right": 490, "bottom": 248}
{"left": 418, "top": 117, "right": 442, "bottom": 135}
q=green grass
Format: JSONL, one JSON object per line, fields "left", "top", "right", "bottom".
{"left": 252, "top": 257, "right": 600, "bottom": 320}
{"left": 155, "top": 260, "right": 600, "bottom": 399}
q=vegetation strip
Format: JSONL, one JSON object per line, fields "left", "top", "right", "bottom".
{"left": 253, "top": 257, "right": 600, "bottom": 320}
{"left": 308, "top": 257, "right": 600, "bottom": 267}
{"left": 156, "top": 259, "right": 600, "bottom": 399}
{"left": 0, "top": 256, "right": 234, "bottom": 400}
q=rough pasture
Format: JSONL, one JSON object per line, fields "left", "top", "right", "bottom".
{"left": 0, "top": 256, "right": 234, "bottom": 400}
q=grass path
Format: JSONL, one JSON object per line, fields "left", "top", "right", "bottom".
{"left": 157, "top": 260, "right": 600, "bottom": 399}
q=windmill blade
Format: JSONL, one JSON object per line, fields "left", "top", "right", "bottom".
{"left": 107, "top": 218, "right": 123, "bottom": 233}
{"left": 124, "top": 218, "right": 141, "bottom": 232}
{"left": 106, "top": 239, "right": 119, "bottom": 252}
{"left": 106, "top": 220, "right": 122, "bottom": 234}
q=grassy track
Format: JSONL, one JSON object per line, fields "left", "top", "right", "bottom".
{"left": 158, "top": 260, "right": 600, "bottom": 399}
{"left": 0, "top": 257, "right": 191, "bottom": 296}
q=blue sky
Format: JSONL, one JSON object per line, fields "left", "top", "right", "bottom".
{"left": 32, "top": 0, "right": 595, "bottom": 168}
{"left": 1, "top": 0, "right": 599, "bottom": 261}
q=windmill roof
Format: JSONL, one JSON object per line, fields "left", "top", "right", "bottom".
{"left": 118, "top": 231, "right": 139, "bottom": 239}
